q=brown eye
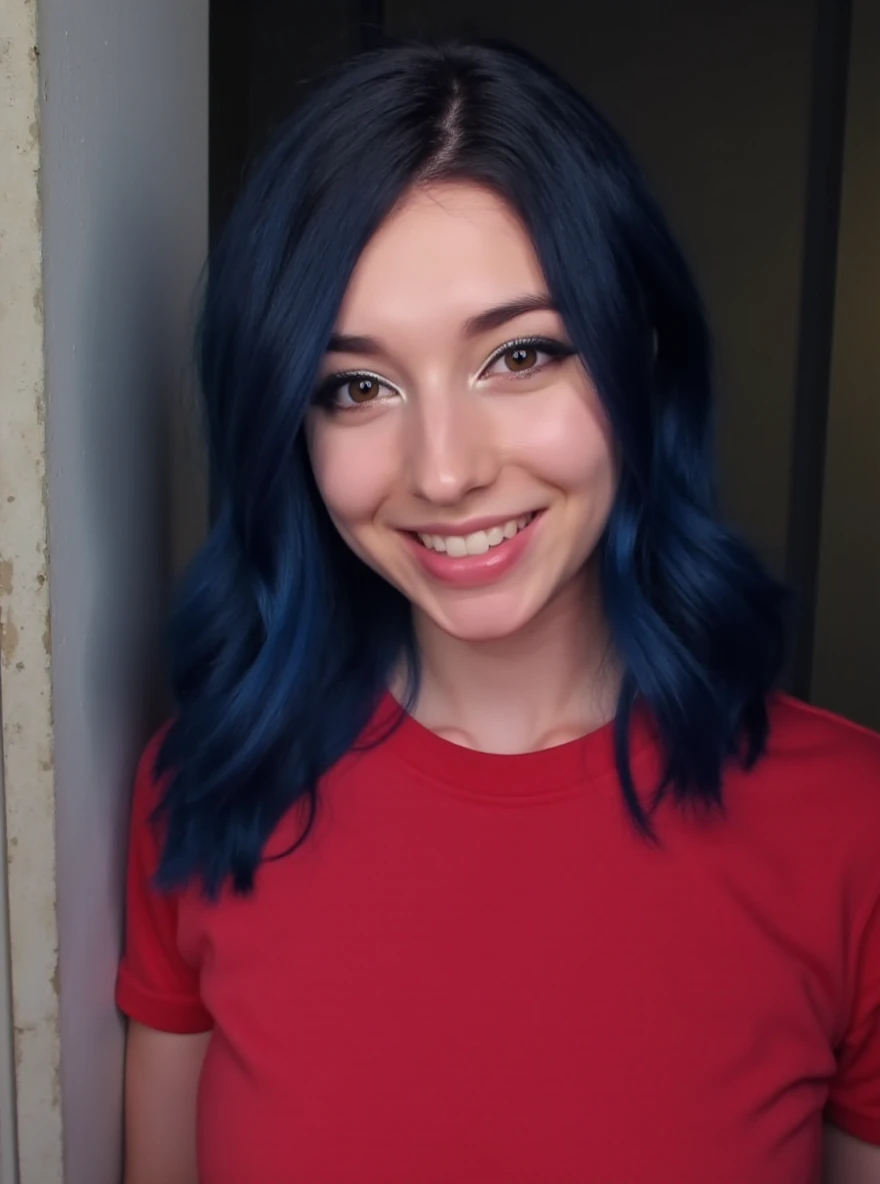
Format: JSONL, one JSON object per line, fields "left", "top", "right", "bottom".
{"left": 504, "top": 346, "right": 539, "bottom": 372}
{"left": 315, "top": 370, "right": 399, "bottom": 411}
{"left": 479, "top": 337, "right": 575, "bottom": 385}
{"left": 347, "top": 377, "right": 380, "bottom": 404}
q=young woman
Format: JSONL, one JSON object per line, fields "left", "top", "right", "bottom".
{"left": 117, "top": 38, "right": 880, "bottom": 1184}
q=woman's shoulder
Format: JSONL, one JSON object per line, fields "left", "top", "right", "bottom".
{"left": 765, "top": 692, "right": 880, "bottom": 779}
{"left": 738, "top": 693, "right": 880, "bottom": 873}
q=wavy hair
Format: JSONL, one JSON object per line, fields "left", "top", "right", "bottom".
{"left": 155, "top": 37, "right": 787, "bottom": 896}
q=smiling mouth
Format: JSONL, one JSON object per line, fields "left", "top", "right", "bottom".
{"left": 412, "top": 512, "right": 539, "bottom": 558}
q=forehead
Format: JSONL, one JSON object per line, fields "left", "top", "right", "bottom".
{"left": 335, "top": 182, "right": 549, "bottom": 335}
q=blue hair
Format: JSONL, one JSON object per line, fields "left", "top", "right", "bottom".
{"left": 154, "top": 37, "right": 787, "bottom": 896}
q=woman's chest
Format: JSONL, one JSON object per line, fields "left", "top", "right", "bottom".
{"left": 185, "top": 797, "right": 841, "bottom": 1182}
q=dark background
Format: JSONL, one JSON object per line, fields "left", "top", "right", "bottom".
{"left": 208, "top": 0, "right": 880, "bottom": 728}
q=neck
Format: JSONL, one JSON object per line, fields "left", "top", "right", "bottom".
{"left": 405, "top": 565, "right": 621, "bottom": 754}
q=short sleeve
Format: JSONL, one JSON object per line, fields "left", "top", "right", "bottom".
{"left": 115, "top": 731, "right": 213, "bottom": 1034}
{"left": 825, "top": 891, "right": 880, "bottom": 1144}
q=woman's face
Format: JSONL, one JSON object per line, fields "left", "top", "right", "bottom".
{"left": 306, "top": 182, "right": 618, "bottom": 642}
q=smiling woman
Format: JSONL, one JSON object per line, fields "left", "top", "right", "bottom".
{"left": 116, "top": 37, "right": 880, "bottom": 1184}
{"left": 305, "top": 183, "right": 617, "bottom": 640}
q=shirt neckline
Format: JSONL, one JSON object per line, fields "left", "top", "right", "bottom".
{"left": 363, "top": 691, "right": 657, "bottom": 803}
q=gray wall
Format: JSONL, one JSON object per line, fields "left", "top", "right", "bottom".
{"left": 812, "top": 0, "right": 880, "bottom": 729}
{"left": 39, "top": 0, "right": 209, "bottom": 1179}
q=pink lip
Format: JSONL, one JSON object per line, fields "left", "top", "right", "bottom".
{"left": 402, "top": 512, "right": 543, "bottom": 588}
{"left": 406, "top": 512, "right": 537, "bottom": 537}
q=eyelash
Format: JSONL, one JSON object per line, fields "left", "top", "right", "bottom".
{"left": 313, "top": 336, "right": 575, "bottom": 412}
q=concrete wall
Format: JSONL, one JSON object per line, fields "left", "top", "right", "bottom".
{"left": 0, "top": 0, "right": 207, "bottom": 1180}
{"left": 0, "top": 0, "right": 58, "bottom": 1178}
{"left": 812, "top": 0, "right": 880, "bottom": 729}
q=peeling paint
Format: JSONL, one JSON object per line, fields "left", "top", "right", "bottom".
{"left": 1, "top": 617, "right": 19, "bottom": 663}
{"left": 0, "top": 0, "right": 64, "bottom": 1178}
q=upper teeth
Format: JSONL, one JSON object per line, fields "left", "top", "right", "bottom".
{"left": 418, "top": 514, "right": 534, "bottom": 556}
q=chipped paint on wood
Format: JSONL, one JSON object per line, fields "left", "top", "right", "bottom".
{"left": 0, "top": 0, "right": 63, "bottom": 1179}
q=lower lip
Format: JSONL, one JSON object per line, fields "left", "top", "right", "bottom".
{"left": 403, "top": 514, "right": 543, "bottom": 588}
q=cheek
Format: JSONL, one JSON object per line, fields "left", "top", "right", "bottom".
{"left": 507, "top": 386, "right": 618, "bottom": 504}
{"left": 306, "top": 415, "right": 397, "bottom": 528}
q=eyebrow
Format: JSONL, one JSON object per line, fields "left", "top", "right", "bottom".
{"left": 326, "top": 294, "right": 559, "bottom": 357}
{"left": 462, "top": 294, "right": 559, "bottom": 337}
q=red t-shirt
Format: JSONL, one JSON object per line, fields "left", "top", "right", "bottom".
{"left": 117, "top": 694, "right": 880, "bottom": 1183}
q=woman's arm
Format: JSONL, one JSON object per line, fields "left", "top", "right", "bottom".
{"left": 123, "top": 1021, "right": 210, "bottom": 1184}
{"left": 824, "top": 1125, "right": 880, "bottom": 1184}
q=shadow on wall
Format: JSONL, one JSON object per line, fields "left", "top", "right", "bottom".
{"left": 51, "top": 175, "right": 207, "bottom": 1184}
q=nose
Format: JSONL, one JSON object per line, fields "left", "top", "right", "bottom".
{"left": 403, "top": 387, "right": 499, "bottom": 506}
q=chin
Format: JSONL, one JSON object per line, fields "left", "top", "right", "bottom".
{"left": 421, "top": 595, "right": 543, "bottom": 643}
